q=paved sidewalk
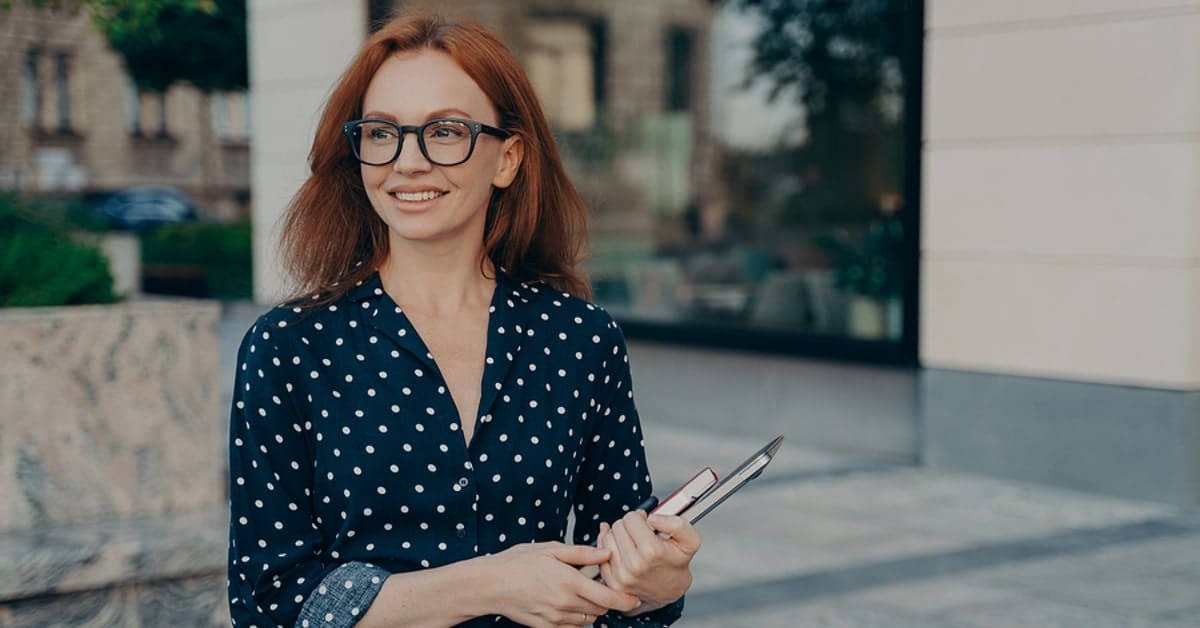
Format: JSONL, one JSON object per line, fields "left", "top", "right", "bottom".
{"left": 642, "top": 423, "right": 1200, "bottom": 627}
{"left": 221, "top": 303, "right": 1200, "bottom": 627}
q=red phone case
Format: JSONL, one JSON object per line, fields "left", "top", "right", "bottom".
{"left": 651, "top": 467, "right": 718, "bottom": 516}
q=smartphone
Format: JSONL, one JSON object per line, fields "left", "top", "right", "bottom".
{"left": 651, "top": 467, "right": 718, "bottom": 517}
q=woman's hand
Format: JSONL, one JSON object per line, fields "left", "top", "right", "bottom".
{"left": 483, "top": 541, "right": 641, "bottom": 627}
{"left": 596, "top": 512, "right": 701, "bottom": 615}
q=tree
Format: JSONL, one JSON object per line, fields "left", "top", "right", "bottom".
{"left": 95, "top": 0, "right": 246, "bottom": 94}
{"left": 723, "top": 0, "right": 906, "bottom": 229}
{"left": 12, "top": 0, "right": 246, "bottom": 94}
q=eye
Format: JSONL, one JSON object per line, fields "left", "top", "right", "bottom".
{"left": 363, "top": 125, "right": 397, "bottom": 141}
{"left": 426, "top": 121, "right": 469, "bottom": 141}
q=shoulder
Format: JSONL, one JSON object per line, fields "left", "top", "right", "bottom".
{"left": 236, "top": 286, "right": 359, "bottom": 359}
{"left": 508, "top": 279, "right": 624, "bottom": 342}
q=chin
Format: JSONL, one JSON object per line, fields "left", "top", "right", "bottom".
{"left": 386, "top": 216, "right": 479, "bottom": 246}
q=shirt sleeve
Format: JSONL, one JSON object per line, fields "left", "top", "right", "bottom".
{"left": 573, "top": 316, "right": 685, "bottom": 627}
{"left": 227, "top": 315, "right": 387, "bottom": 627}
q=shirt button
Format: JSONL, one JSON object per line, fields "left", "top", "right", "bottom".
{"left": 456, "top": 529, "right": 467, "bottom": 539}
{"left": 457, "top": 477, "right": 470, "bottom": 488}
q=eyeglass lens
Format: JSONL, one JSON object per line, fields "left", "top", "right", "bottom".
{"left": 351, "top": 120, "right": 474, "bottom": 166}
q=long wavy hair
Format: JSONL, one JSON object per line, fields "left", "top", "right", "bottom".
{"left": 278, "top": 13, "right": 591, "bottom": 306}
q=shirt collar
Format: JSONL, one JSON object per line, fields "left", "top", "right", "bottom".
{"left": 353, "top": 271, "right": 545, "bottom": 384}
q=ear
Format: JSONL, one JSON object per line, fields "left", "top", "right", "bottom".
{"left": 491, "top": 134, "right": 524, "bottom": 189}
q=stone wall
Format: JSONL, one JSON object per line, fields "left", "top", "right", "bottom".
{"left": 0, "top": 301, "right": 228, "bottom": 626}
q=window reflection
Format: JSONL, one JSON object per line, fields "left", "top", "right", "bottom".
{"left": 546, "top": 0, "right": 911, "bottom": 343}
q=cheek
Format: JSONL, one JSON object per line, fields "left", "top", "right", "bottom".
{"left": 442, "top": 165, "right": 493, "bottom": 200}
{"left": 361, "top": 165, "right": 387, "bottom": 189}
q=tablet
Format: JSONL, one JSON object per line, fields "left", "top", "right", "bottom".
{"left": 678, "top": 434, "right": 783, "bottom": 524}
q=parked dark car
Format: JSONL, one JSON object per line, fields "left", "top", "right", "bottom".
{"left": 97, "top": 185, "right": 200, "bottom": 230}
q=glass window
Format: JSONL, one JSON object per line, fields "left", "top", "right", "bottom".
{"left": 54, "top": 51, "right": 71, "bottom": 132}
{"left": 559, "top": 0, "right": 915, "bottom": 354}
{"left": 21, "top": 48, "right": 39, "bottom": 128}
{"left": 124, "top": 78, "right": 142, "bottom": 135}
{"left": 367, "top": 0, "right": 393, "bottom": 32}
{"left": 525, "top": 19, "right": 597, "bottom": 132}
{"left": 665, "top": 27, "right": 694, "bottom": 112}
{"left": 211, "top": 91, "right": 251, "bottom": 141}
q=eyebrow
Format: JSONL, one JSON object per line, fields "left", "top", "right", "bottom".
{"left": 361, "top": 108, "right": 477, "bottom": 122}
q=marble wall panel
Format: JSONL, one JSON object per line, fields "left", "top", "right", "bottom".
{"left": 0, "top": 573, "right": 227, "bottom": 628}
{"left": 0, "top": 506, "right": 226, "bottom": 601}
{"left": 0, "top": 301, "right": 224, "bottom": 531}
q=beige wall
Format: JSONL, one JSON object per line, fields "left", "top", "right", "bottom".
{"left": 921, "top": 0, "right": 1200, "bottom": 390}
{"left": 248, "top": 0, "right": 367, "bottom": 303}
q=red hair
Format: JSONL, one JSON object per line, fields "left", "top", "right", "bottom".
{"left": 279, "top": 13, "right": 590, "bottom": 306}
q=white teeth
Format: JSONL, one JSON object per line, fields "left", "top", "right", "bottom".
{"left": 393, "top": 190, "right": 443, "bottom": 202}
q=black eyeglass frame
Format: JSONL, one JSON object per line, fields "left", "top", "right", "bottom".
{"left": 342, "top": 117, "right": 512, "bottom": 167}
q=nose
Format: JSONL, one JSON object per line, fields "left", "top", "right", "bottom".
{"left": 392, "top": 131, "right": 431, "bottom": 174}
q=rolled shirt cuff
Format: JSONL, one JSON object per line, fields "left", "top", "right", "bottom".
{"left": 297, "top": 562, "right": 391, "bottom": 628}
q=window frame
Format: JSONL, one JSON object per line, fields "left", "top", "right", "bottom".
{"left": 611, "top": 1, "right": 924, "bottom": 367}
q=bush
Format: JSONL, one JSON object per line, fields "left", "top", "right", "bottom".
{"left": 0, "top": 194, "right": 119, "bottom": 307}
{"left": 140, "top": 220, "right": 252, "bottom": 300}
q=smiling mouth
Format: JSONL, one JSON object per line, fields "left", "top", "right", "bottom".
{"left": 391, "top": 190, "right": 447, "bottom": 202}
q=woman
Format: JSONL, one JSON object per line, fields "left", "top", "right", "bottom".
{"left": 227, "top": 13, "right": 700, "bottom": 628}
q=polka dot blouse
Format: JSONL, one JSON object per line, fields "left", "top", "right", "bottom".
{"left": 227, "top": 272, "right": 684, "bottom": 627}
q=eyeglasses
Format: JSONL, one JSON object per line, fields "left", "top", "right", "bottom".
{"left": 342, "top": 117, "right": 511, "bottom": 167}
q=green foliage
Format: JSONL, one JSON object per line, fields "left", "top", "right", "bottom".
{"left": 726, "top": 0, "right": 903, "bottom": 113}
{"left": 721, "top": 0, "right": 907, "bottom": 230}
{"left": 0, "top": 194, "right": 119, "bottom": 307}
{"left": 97, "top": 0, "right": 246, "bottom": 93}
{"left": 815, "top": 213, "right": 904, "bottom": 299}
{"left": 7, "top": 0, "right": 245, "bottom": 93}
{"left": 141, "top": 220, "right": 252, "bottom": 299}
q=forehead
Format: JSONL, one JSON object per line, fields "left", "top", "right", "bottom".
{"left": 361, "top": 49, "right": 496, "bottom": 123}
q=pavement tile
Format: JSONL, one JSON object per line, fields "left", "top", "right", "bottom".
{"left": 945, "top": 596, "right": 1155, "bottom": 628}
{"left": 979, "top": 536, "right": 1200, "bottom": 616}
{"left": 844, "top": 576, "right": 1028, "bottom": 615}
{"left": 678, "top": 600, "right": 962, "bottom": 628}
{"left": 1150, "top": 603, "right": 1200, "bottom": 627}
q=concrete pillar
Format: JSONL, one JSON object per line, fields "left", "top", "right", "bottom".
{"left": 920, "top": 0, "right": 1200, "bottom": 505}
{"left": 248, "top": 0, "right": 367, "bottom": 303}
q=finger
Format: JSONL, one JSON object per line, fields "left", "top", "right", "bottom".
{"left": 621, "top": 510, "right": 662, "bottom": 551}
{"left": 607, "top": 519, "right": 644, "bottom": 582}
{"left": 648, "top": 514, "right": 702, "bottom": 554}
{"left": 548, "top": 543, "right": 612, "bottom": 566}
{"left": 575, "top": 574, "right": 640, "bottom": 612}
{"left": 597, "top": 523, "right": 617, "bottom": 585}
{"left": 563, "top": 599, "right": 609, "bottom": 618}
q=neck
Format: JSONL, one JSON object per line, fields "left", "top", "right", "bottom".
{"left": 377, "top": 238, "right": 497, "bottom": 316}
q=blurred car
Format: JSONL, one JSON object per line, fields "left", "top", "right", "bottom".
{"left": 96, "top": 185, "right": 200, "bottom": 230}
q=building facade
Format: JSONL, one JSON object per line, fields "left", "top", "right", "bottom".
{"left": 248, "top": 0, "right": 1200, "bottom": 506}
{"left": 0, "top": 1, "right": 251, "bottom": 220}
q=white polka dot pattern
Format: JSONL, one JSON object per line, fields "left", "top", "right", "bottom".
{"left": 227, "top": 273, "right": 680, "bottom": 627}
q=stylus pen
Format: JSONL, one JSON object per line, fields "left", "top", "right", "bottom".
{"left": 634, "top": 495, "right": 660, "bottom": 513}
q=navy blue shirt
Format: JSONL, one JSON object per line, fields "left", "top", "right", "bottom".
{"left": 227, "top": 272, "right": 683, "bottom": 627}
